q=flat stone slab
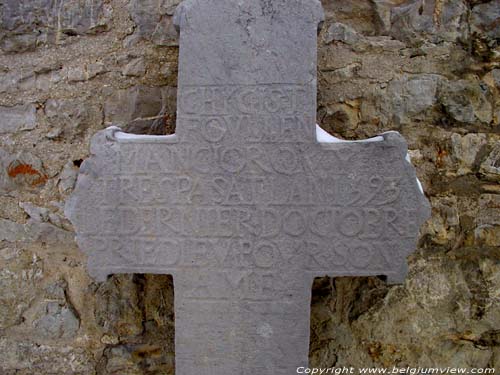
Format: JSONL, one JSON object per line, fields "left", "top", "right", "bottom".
{"left": 66, "top": 0, "right": 430, "bottom": 373}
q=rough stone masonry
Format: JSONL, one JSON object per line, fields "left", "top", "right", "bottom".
{"left": 66, "top": 1, "right": 430, "bottom": 374}
{"left": 1, "top": 0, "right": 500, "bottom": 374}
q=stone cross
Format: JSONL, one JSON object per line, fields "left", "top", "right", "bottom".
{"left": 66, "top": 0, "right": 430, "bottom": 374}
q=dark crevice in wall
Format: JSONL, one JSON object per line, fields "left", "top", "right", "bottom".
{"left": 95, "top": 274, "right": 175, "bottom": 375}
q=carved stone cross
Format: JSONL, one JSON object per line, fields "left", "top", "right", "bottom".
{"left": 66, "top": 0, "right": 430, "bottom": 374}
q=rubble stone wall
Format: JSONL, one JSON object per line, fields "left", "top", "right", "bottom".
{"left": 0, "top": 0, "right": 499, "bottom": 373}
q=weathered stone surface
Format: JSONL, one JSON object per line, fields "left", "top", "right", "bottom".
{"left": 371, "top": 0, "right": 393, "bottom": 34}
{"left": 87, "top": 62, "right": 108, "bottom": 80}
{"left": 480, "top": 143, "right": 500, "bottom": 180}
{"left": 474, "top": 194, "right": 500, "bottom": 246}
{"left": 25, "top": 220, "right": 74, "bottom": 245}
{"left": 451, "top": 133, "right": 488, "bottom": 175}
{"left": 127, "top": 0, "right": 181, "bottom": 46}
{"left": 0, "top": 196, "right": 25, "bottom": 224}
{"left": 422, "top": 196, "right": 460, "bottom": 246}
{"left": 321, "top": 0, "right": 378, "bottom": 36}
{"left": 438, "top": 79, "right": 493, "bottom": 125}
{"left": 0, "top": 215, "right": 73, "bottom": 245}
{"left": 471, "top": 0, "right": 500, "bottom": 40}
{"left": 43, "top": 98, "right": 103, "bottom": 139}
{"left": 0, "top": 104, "right": 37, "bottom": 134}
{"left": 0, "top": 218, "right": 28, "bottom": 243}
{"left": 324, "top": 22, "right": 363, "bottom": 46}
{"left": 19, "top": 202, "right": 50, "bottom": 222}
{"left": 95, "top": 275, "right": 144, "bottom": 339}
{"left": 0, "top": 67, "right": 64, "bottom": 96}
{"left": 58, "top": 161, "right": 79, "bottom": 194}
{"left": 0, "top": 250, "right": 43, "bottom": 329}
{"left": 67, "top": 1, "right": 430, "bottom": 374}
{"left": 363, "top": 74, "right": 440, "bottom": 126}
{"left": 493, "top": 69, "right": 500, "bottom": 88}
{"left": 122, "top": 57, "right": 146, "bottom": 77}
{"left": 104, "top": 85, "right": 175, "bottom": 135}
{"left": 475, "top": 225, "right": 500, "bottom": 246}
{"left": 17, "top": 201, "right": 74, "bottom": 243}
{"left": 0, "top": 338, "right": 94, "bottom": 374}
{"left": 66, "top": 67, "right": 87, "bottom": 83}
{"left": 477, "top": 194, "right": 500, "bottom": 226}
{"left": 0, "top": 0, "right": 112, "bottom": 52}
{"left": 45, "top": 278, "right": 68, "bottom": 300}
{"left": 336, "top": 254, "right": 499, "bottom": 368}
{"left": 389, "top": 0, "right": 469, "bottom": 44}
{"left": 34, "top": 301, "right": 80, "bottom": 339}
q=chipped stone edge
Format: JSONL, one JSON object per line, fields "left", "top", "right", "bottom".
{"left": 66, "top": 125, "right": 431, "bottom": 284}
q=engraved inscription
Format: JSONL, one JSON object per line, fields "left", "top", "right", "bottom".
{"left": 179, "top": 85, "right": 311, "bottom": 116}
{"left": 177, "top": 85, "right": 315, "bottom": 143}
{"left": 97, "top": 174, "right": 401, "bottom": 206}
{"left": 65, "top": 1, "right": 431, "bottom": 374}
{"left": 72, "top": 133, "right": 427, "bottom": 278}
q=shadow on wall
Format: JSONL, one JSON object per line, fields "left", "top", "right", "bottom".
{"left": 94, "top": 274, "right": 176, "bottom": 374}
{"left": 93, "top": 274, "right": 388, "bottom": 374}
